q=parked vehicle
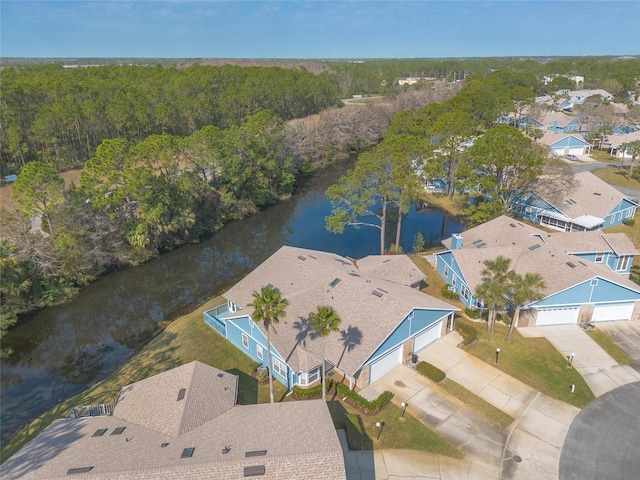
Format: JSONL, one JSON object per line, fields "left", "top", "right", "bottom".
{"left": 564, "top": 154, "right": 578, "bottom": 161}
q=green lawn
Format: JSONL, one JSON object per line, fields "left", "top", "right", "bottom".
{"left": 593, "top": 167, "right": 640, "bottom": 189}
{"left": 461, "top": 319, "right": 595, "bottom": 408}
{"left": 585, "top": 328, "right": 634, "bottom": 365}
{"left": 1, "top": 296, "right": 288, "bottom": 462}
{"left": 439, "top": 380, "right": 514, "bottom": 429}
{"left": 1, "top": 294, "right": 455, "bottom": 463}
{"left": 327, "top": 397, "right": 463, "bottom": 458}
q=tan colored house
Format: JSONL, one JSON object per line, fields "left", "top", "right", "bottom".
{"left": 0, "top": 362, "right": 346, "bottom": 480}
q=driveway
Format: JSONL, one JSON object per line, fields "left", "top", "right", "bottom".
{"left": 357, "top": 333, "right": 580, "bottom": 480}
{"left": 596, "top": 321, "right": 640, "bottom": 369}
{"left": 559, "top": 381, "right": 640, "bottom": 480}
{"left": 519, "top": 325, "right": 640, "bottom": 396}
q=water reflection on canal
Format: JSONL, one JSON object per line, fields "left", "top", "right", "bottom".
{"left": 0, "top": 157, "right": 464, "bottom": 446}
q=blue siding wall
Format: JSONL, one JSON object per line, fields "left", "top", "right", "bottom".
{"left": 605, "top": 200, "right": 637, "bottom": 228}
{"left": 366, "top": 308, "right": 450, "bottom": 363}
{"left": 204, "top": 312, "right": 293, "bottom": 389}
{"left": 534, "top": 277, "right": 640, "bottom": 307}
{"left": 436, "top": 252, "right": 475, "bottom": 308}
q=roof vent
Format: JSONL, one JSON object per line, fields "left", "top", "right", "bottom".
{"left": 297, "top": 255, "right": 306, "bottom": 261}
{"left": 244, "top": 465, "right": 266, "bottom": 477}
{"left": 329, "top": 278, "right": 341, "bottom": 288}
{"left": 567, "top": 262, "right": 577, "bottom": 268}
{"left": 245, "top": 450, "right": 267, "bottom": 457}
{"left": 594, "top": 192, "right": 601, "bottom": 196}
{"left": 161, "top": 443, "right": 170, "bottom": 448}
{"left": 68, "top": 467, "right": 94, "bottom": 475}
{"left": 528, "top": 244, "right": 540, "bottom": 251}
{"left": 510, "top": 223, "right": 517, "bottom": 228}
{"left": 222, "top": 446, "right": 231, "bottom": 454}
{"left": 372, "top": 290, "right": 383, "bottom": 298}
{"left": 383, "top": 259, "right": 391, "bottom": 263}
{"left": 217, "top": 373, "right": 224, "bottom": 377}
{"left": 177, "top": 388, "right": 186, "bottom": 401}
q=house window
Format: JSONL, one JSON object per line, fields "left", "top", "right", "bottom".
{"left": 595, "top": 252, "right": 604, "bottom": 263}
{"left": 228, "top": 300, "right": 238, "bottom": 313}
{"left": 461, "top": 285, "right": 470, "bottom": 300}
{"left": 618, "top": 212, "right": 623, "bottom": 221}
{"left": 444, "top": 265, "right": 449, "bottom": 278}
{"left": 298, "top": 372, "right": 307, "bottom": 386}
{"left": 452, "top": 276, "right": 457, "bottom": 287}
{"left": 617, "top": 256, "right": 631, "bottom": 271}
{"left": 308, "top": 366, "right": 320, "bottom": 384}
{"left": 626, "top": 209, "right": 633, "bottom": 218}
{"left": 256, "top": 344, "right": 263, "bottom": 361}
{"left": 242, "top": 333, "right": 249, "bottom": 349}
{"left": 590, "top": 279, "right": 599, "bottom": 287}
{"left": 525, "top": 207, "right": 532, "bottom": 214}
{"left": 273, "top": 358, "right": 287, "bottom": 378}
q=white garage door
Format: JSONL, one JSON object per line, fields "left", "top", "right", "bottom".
{"left": 369, "top": 345, "right": 403, "bottom": 383}
{"left": 536, "top": 307, "right": 580, "bottom": 326}
{"left": 414, "top": 321, "right": 442, "bottom": 352}
{"left": 592, "top": 304, "right": 635, "bottom": 322}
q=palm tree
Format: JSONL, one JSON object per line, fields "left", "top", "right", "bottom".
{"left": 248, "top": 284, "right": 289, "bottom": 404}
{"left": 507, "top": 272, "right": 546, "bottom": 342}
{"left": 310, "top": 305, "right": 342, "bottom": 400}
{"left": 479, "top": 256, "right": 512, "bottom": 336}
{"left": 475, "top": 279, "right": 508, "bottom": 340}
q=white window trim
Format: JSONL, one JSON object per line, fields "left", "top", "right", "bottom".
{"left": 241, "top": 333, "right": 249, "bottom": 349}
{"left": 444, "top": 265, "right": 449, "bottom": 278}
{"left": 452, "top": 276, "right": 457, "bottom": 287}
{"left": 617, "top": 255, "right": 631, "bottom": 271}
{"left": 307, "top": 366, "right": 320, "bottom": 384}
{"left": 595, "top": 252, "right": 604, "bottom": 263}
{"left": 256, "top": 344, "right": 263, "bottom": 361}
{"left": 461, "top": 284, "right": 470, "bottom": 300}
{"left": 273, "top": 358, "right": 287, "bottom": 377}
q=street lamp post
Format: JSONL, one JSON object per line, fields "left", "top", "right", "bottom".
{"left": 568, "top": 352, "right": 575, "bottom": 366}
{"left": 401, "top": 402, "right": 407, "bottom": 418}
{"left": 495, "top": 347, "right": 501, "bottom": 364}
{"left": 376, "top": 422, "right": 383, "bottom": 440}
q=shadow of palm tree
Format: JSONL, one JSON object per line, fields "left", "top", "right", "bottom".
{"left": 285, "top": 316, "right": 320, "bottom": 362}
{"left": 336, "top": 325, "right": 363, "bottom": 369}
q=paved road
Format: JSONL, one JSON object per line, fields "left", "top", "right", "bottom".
{"left": 569, "top": 156, "right": 640, "bottom": 200}
{"left": 559, "top": 381, "right": 640, "bottom": 480}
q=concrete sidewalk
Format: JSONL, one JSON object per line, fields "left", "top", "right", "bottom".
{"left": 519, "top": 325, "right": 640, "bottom": 396}
{"left": 338, "top": 430, "right": 480, "bottom": 480}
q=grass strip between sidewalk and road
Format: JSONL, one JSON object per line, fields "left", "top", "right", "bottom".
{"left": 439, "top": 379, "right": 514, "bottom": 429}
{"left": 585, "top": 328, "right": 634, "bottom": 365}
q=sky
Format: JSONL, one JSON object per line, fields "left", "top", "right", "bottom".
{"left": 1, "top": 1, "right": 639, "bottom": 59}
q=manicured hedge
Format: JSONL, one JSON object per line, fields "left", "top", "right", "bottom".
{"left": 335, "top": 382, "right": 393, "bottom": 412}
{"left": 292, "top": 381, "right": 329, "bottom": 399}
{"left": 416, "top": 361, "right": 446, "bottom": 383}
{"left": 464, "top": 307, "right": 482, "bottom": 319}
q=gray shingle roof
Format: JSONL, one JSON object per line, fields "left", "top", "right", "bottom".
{"left": 224, "top": 246, "right": 457, "bottom": 376}
{"left": 536, "top": 171, "right": 634, "bottom": 220}
{"left": 441, "top": 216, "right": 640, "bottom": 301}
{"left": 1, "top": 362, "right": 346, "bottom": 480}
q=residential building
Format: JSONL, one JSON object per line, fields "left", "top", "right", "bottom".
{"left": 0, "top": 362, "right": 346, "bottom": 480}
{"left": 511, "top": 171, "right": 637, "bottom": 231}
{"left": 435, "top": 216, "right": 640, "bottom": 326}
{"left": 204, "top": 246, "right": 458, "bottom": 389}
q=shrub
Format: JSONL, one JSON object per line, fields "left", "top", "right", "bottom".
{"left": 416, "top": 361, "right": 446, "bottom": 382}
{"left": 334, "top": 382, "right": 393, "bottom": 412}
{"left": 292, "top": 381, "right": 329, "bottom": 399}
{"left": 464, "top": 307, "right": 482, "bottom": 319}
{"left": 624, "top": 218, "right": 635, "bottom": 226}
{"left": 456, "top": 321, "right": 478, "bottom": 346}
{"left": 441, "top": 284, "right": 460, "bottom": 300}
